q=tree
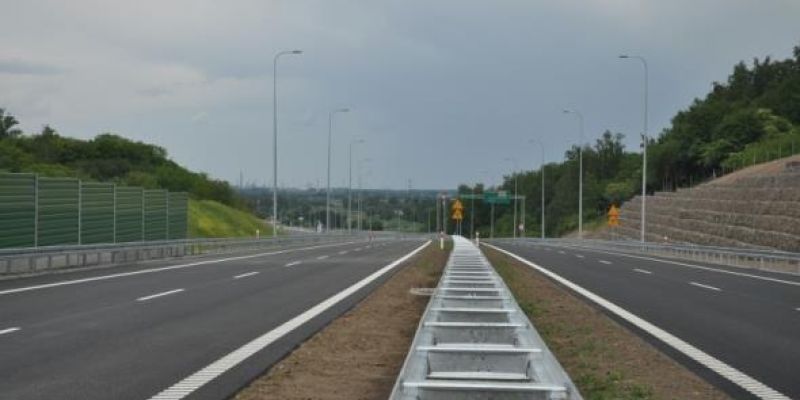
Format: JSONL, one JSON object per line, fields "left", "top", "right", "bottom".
{"left": 0, "top": 109, "right": 23, "bottom": 139}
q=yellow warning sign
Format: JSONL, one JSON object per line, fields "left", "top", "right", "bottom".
{"left": 452, "top": 199, "right": 464, "bottom": 221}
{"left": 608, "top": 204, "right": 620, "bottom": 227}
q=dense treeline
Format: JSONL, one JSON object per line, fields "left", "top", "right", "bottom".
{"left": 467, "top": 44, "right": 800, "bottom": 238}
{"left": 0, "top": 114, "right": 242, "bottom": 208}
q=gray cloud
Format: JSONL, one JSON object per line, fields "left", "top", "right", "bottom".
{"left": 1, "top": 0, "right": 799, "bottom": 189}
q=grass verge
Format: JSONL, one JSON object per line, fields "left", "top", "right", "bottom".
{"left": 188, "top": 199, "right": 273, "bottom": 238}
{"left": 482, "top": 246, "right": 730, "bottom": 400}
{"left": 235, "top": 241, "right": 450, "bottom": 399}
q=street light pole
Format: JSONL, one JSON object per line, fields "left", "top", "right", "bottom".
{"left": 529, "top": 139, "right": 546, "bottom": 239}
{"left": 327, "top": 108, "right": 350, "bottom": 233}
{"left": 272, "top": 49, "right": 303, "bottom": 238}
{"left": 619, "top": 54, "right": 649, "bottom": 243}
{"left": 348, "top": 137, "right": 364, "bottom": 233}
{"left": 504, "top": 157, "right": 518, "bottom": 239}
{"left": 563, "top": 109, "right": 584, "bottom": 239}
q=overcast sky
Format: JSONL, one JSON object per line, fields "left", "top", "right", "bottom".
{"left": 2, "top": 1, "right": 800, "bottom": 190}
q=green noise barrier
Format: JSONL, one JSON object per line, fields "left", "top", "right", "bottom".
{"left": 0, "top": 173, "right": 188, "bottom": 249}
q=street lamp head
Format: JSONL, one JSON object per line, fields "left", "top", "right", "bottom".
{"left": 562, "top": 109, "right": 572, "bottom": 114}
{"left": 618, "top": 54, "right": 629, "bottom": 59}
{"left": 339, "top": 108, "right": 350, "bottom": 113}
{"left": 291, "top": 50, "right": 303, "bottom": 54}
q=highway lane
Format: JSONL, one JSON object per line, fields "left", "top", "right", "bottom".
{"left": 486, "top": 240, "right": 800, "bottom": 400}
{"left": 0, "top": 237, "right": 428, "bottom": 400}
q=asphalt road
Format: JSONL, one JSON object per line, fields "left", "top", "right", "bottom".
{"left": 0, "top": 237, "right": 428, "bottom": 400}
{"left": 487, "top": 240, "right": 800, "bottom": 399}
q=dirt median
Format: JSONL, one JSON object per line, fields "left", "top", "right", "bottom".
{"left": 234, "top": 241, "right": 449, "bottom": 400}
{"left": 482, "top": 245, "right": 730, "bottom": 400}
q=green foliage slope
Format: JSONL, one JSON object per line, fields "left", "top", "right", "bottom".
{"left": 189, "top": 199, "right": 272, "bottom": 238}
{"left": 471, "top": 44, "right": 800, "bottom": 238}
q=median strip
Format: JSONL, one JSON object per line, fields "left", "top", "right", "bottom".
{"left": 137, "top": 288, "right": 185, "bottom": 302}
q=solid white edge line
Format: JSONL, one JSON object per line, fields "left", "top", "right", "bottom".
{"left": 483, "top": 243, "right": 790, "bottom": 400}
{"left": 0, "top": 327, "right": 21, "bottom": 335}
{"left": 137, "top": 288, "right": 185, "bottom": 302}
{"left": 690, "top": 281, "right": 722, "bottom": 292}
{"left": 148, "top": 240, "right": 431, "bottom": 400}
{"left": 0, "top": 241, "right": 362, "bottom": 296}
{"left": 550, "top": 244, "right": 800, "bottom": 287}
{"left": 233, "top": 272, "right": 259, "bottom": 279}
{"left": 633, "top": 268, "right": 653, "bottom": 275}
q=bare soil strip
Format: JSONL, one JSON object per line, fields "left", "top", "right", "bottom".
{"left": 482, "top": 246, "right": 730, "bottom": 400}
{"left": 235, "top": 243, "right": 449, "bottom": 400}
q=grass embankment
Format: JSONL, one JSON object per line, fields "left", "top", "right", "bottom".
{"left": 188, "top": 199, "right": 273, "bottom": 238}
{"left": 483, "top": 247, "right": 729, "bottom": 400}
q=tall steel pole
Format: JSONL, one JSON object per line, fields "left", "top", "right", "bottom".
{"left": 620, "top": 54, "right": 649, "bottom": 243}
{"left": 326, "top": 108, "right": 349, "bottom": 232}
{"left": 529, "top": 139, "right": 546, "bottom": 239}
{"left": 272, "top": 49, "right": 302, "bottom": 238}
{"left": 563, "top": 109, "right": 584, "bottom": 239}
{"left": 504, "top": 157, "right": 518, "bottom": 238}
{"left": 348, "top": 137, "right": 364, "bottom": 233}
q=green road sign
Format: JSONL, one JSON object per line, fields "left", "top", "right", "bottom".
{"left": 485, "top": 191, "right": 511, "bottom": 205}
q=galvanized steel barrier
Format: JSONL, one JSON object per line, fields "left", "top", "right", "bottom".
{"left": 0, "top": 232, "right": 417, "bottom": 276}
{"left": 391, "top": 235, "right": 581, "bottom": 400}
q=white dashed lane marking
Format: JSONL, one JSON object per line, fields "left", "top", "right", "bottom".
{"left": 575, "top": 254, "right": 584, "bottom": 259}
{"left": 0, "top": 327, "right": 21, "bottom": 336}
{"left": 599, "top": 260, "right": 612, "bottom": 265}
{"left": 689, "top": 281, "right": 722, "bottom": 292}
{"left": 137, "top": 289, "right": 185, "bottom": 302}
{"left": 338, "top": 251, "right": 348, "bottom": 255}
{"left": 233, "top": 272, "right": 258, "bottom": 279}
{"left": 316, "top": 255, "right": 329, "bottom": 260}
{"left": 285, "top": 261, "right": 302, "bottom": 267}
{"left": 633, "top": 268, "right": 653, "bottom": 275}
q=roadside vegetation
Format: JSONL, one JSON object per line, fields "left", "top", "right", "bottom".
{"left": 467, "top": 44, "right": 800, "bottom": 238}
{"left": 189, "top": 199, "right": 272, "bottom": 238}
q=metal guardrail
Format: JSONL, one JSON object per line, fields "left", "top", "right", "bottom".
{"left": 391, "top": 236, "right": 581, "bottom": 400}
{"left": 0, "top": 232, "right": 424, "bottom": 276}
{"left": 498, "top": 238, "right": 800, "bottom": 275}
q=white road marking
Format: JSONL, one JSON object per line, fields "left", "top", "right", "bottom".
{"left": 690, "top": 281, "right": 722, "bottom": 292}
{"left": 137, "top": 289, "right": 185, "bottom": 302}
{"left": 233, "top": 272, "right": 259, "bottom": 279}
{"left": 148, "top": 240, "right": 431, "bottom": 400}
{"left": 483, "top": 243, "right": 790, "bottom": 400}
{"left": 284, "top": 261, "right": 302, "bottom": 267}
{"left": 558, "top": 251, "right": 565, "bottom": 254}
{"left": 599, "top": 260, "right": 612, "bottom": 265}
{"left": 795, "top": 308, "right": 800, "bottom": 311}
{"left": 316, "top": 255, "right": 329, "bottom": 260}
{"left": 338, "top": 251, "right": 348, "bottom": 255}
{"left": 0, "top": 327, "right": 21, "bottom": 336}
{"left": 0, "top": 241, "right": 360, "bottom": 296}
{"left": 633, "top": 268, "right": 653, "bottom": 275}
{"left": 575, "top": 254, "right": 584, "bottom": 259}
{"left": 354, "top": 248, "right": 362, "bottom": 252}
{"left": 553, "top": 245, "right": 800, "bottom": 287}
